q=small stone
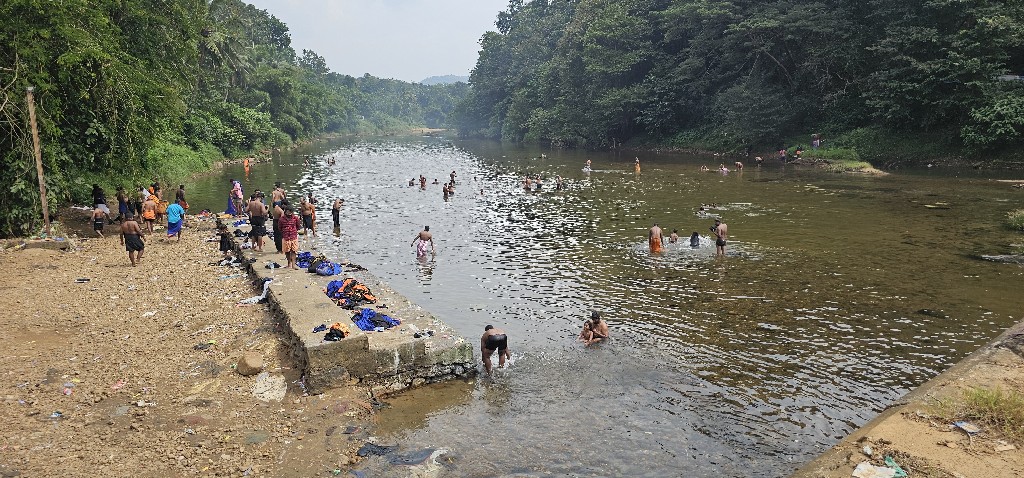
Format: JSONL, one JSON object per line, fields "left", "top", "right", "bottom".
{"left": 235, "top": 352, "right": 264, "bottom": 377}
{"left": 995, "top": 444, "right": 1017, "bottom": 452}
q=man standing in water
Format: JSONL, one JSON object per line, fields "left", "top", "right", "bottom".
{"left": 119, "top": 213, "right": 145, "bottom": 266}
{"left": 480, "top": 325, "right": 510, "bottom": 374}
{"left": 411, "top": 226, "right": 435, "bottom": 258}
{"left": 712, "top": 218, "right": 728, "bottom": 256}
{"left": 300, "top": 196, "right": 316, "bottom": 238}
{"left": 331, "top": 198, "right": 343, "bottom": 229}
{"left": 649, "top": 223, "right": 663, "bottom": 253}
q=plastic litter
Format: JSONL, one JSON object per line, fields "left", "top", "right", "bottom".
{"left": 141, "top": 311, "right": 157, "bottom": 318}
{"left": 883, "top": 456, "right": 908, "bottom": 478}
{"left": 74, "top": 278, "right": 90, "bottom": 283}
{"left": 953, "top": 421, "right": 981, "bottom": 435}
{"left": 50, "top": 411, "right": 63, "bottom": 418}
{"left": 238, "top": 279, "right": 273, "bottom": 305}
{"left": 851, "top": 462, "right": 897, "bottom": 478}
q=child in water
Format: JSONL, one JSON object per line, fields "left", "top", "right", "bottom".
{"left": 689, "top": 232, "right": 701, "bottom": 248}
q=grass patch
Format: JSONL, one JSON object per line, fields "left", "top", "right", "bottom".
{"left": 935, "top": 387, "right": 1024, "bottom": 443}
{"left": 1008, "top": 210, "right": 1024, "bottom": 231}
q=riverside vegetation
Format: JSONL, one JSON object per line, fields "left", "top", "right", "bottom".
{"left": 0, "top": 0, "right": 468, "bottom": 237}
{"left": 455, "top": 0, "right": 1024, "bottom": 169}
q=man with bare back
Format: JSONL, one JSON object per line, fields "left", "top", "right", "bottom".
{"left": 119, "top": 213, "right": 146, "bottom": 266}
{"left": 248, "top": 194, "right": 268, "bottom": 252}
{"left": 712, "top": 218, "right": 728, "bottom": 256}
{"left": 411, "top": 226, "right": 434, "bottom": 258}
{"left": 649, "top": 223, "right": 663, "bottom": 253}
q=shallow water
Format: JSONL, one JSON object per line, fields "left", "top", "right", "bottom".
{"left": 189, "top": 138, "right": 1023, "bottom": 477}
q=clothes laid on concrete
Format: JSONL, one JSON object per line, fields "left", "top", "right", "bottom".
{"left": 352, "top": 307, "right": 400, "bottom": 331}
{"left": 325, "top": 278, "right": 377, "bottom": 309}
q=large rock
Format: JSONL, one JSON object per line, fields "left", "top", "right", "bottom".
{"left": 252, "top": 372, "right": 287, "bottom": 402}
{"left": 236, "top": 351, "right": 264, "bottom": 376}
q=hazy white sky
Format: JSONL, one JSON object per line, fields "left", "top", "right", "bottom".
{"left": 245, "top": 0, "right": 509, "bottom": 82}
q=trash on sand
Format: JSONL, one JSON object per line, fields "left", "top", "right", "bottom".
{"left": 995, "top": 443, "right": 1017, "bottom": 452}
{"left": 953, "top": 421, "right": 981, "bottom": 435}
{"left": 141, "top": 311, "right": 157, "bottom": 318}
{"left": 883, "top": 456, "right": 908, "bottom": 478}
{"left": 62, "top": 387, "right": 73, "bottom": 396}
{"left": 862, "top": 445, "right": 872, "bottom": 456}
{"left": 238, "top": 279, "right": 272, "bottom": 305}
{"left": 219, "top": 274, "right": 242, "bottom": 280}
{"left": 136, "top": 400, "right": 155, "bottom": 407}
{"left": 50, "top": 411, "right": 63, "bottom": 419}
{"left": 74, "top": 278, "right": 90, "bottom": 283}
{"left": 851, "top": 462, "right": 898, "bottom": 478}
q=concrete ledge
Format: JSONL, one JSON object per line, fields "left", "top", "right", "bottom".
{"left": 224, "top": 227, "right": 475, "bottom": 396}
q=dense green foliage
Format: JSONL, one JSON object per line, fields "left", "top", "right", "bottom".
{"left": 457, "top": 0, "right": 1024, "bottom": 158}
{"left": 0, "top": 0, "right": 466, "bottom": 237}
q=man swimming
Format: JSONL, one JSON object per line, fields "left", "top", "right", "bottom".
{"left": 411, "top": 226, "right": 435, "bottom": 258}
{"left": 712, "top": 218, "right": 728, "bottom": 256}
{"left": 480, "top": 325, "right": 510, "bottom": 374}
{"left": 649, "top": 223, "right": 663, "bottom": 253}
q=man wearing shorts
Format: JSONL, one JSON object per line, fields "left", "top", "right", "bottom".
{"left": 300, "top": 197, "right": 316, "bottom": 238}
{"left": 119, "top": 213, "right": 145, "bottom": 266}
{"left": 247, "top": 193, "right": 268, "bottom": 252}
{"left": 480, "top": 325, "right": 510, "bottom": 374}
{"left": 278, "top": 206, "right": 302, "bottom": 269}
{"left": 712, "top": 218, "right": 728, "bottom": 257}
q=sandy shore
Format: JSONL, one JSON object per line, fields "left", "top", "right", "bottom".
{"left": 0, "top": 214, "right": 372, "bottom": 477}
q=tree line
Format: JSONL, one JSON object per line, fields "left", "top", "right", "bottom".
{"left": 0, "top": 0, "right": 467, "bottom": 237}
{"left": 456, "top": 0, "right": 1024, "bottom": 160}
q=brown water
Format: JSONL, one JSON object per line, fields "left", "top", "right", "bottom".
{"left": 189, "top": 138, "right": 1024, "bottom": 477}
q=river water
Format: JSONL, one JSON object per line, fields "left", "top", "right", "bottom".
{"left": 189, "top": 137, "right": 1023, "bottom": 477}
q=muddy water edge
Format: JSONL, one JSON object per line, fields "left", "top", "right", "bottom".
{"left": 186, "top": 137, "right": 1024, "bottom": 477}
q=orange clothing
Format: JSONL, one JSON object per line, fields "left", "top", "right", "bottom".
{"left": 142, "top": 210, "right": 156, "bottom": 220}
{"left": 649, "top": 237, "right": 662, "bottom": 253}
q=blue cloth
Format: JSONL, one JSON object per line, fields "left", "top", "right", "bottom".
{"left": 166, "top": 203, "right": 185, "bottom": 224}
{"left": 316, "top": 262, "right": 342, "bottom": 276}
{"left": 352, "top": 308, "right": 399, "bottom": 331}
{"left": 167, "top": 220, "right": 182, "bottom": 236}
{"left": 225, "top": 195, "right": 237, "bottom": 215}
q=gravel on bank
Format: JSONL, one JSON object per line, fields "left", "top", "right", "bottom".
{"left": 0, "top": 216, "right": 372, "bottom": 477}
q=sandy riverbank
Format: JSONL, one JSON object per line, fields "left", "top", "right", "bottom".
{"left": 0, "top": 214, "right": 374, "bottom": 477}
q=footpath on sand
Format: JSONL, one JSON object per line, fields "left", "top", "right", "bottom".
{"left": 791, "top": 321, "right": 1024, "bottom": 478}
{"left": 0, "top": 217, "right": 378, "bottom": 477}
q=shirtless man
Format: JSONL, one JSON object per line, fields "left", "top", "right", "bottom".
{"left": 649, "top": 223, "right": 663, "bottom": 253}
{"left": 300, "top": 197, "right": 316, "bottom": 238}
{"left": 411, "top": 226, "right": 434, "bottom": 258}
{"left": 734, "top": 161, "right": 744, "bottom": 171}
{"left": 669, "top": 229, "right": 679, "bottom": 244}
{"left": 419, "top": 175, "right": 427, "bottom": 189}
{"left": 480, "top": 325, "right": 510, "bottom": 374}
{"left": 141, "top": 196, "right": 157, "bottom": 234}
{"left": 271, "top": 183, "right": 285, "bottom": 208}
{"left": 331, "top": 198, "right": 343, "bottom": 228}
{"left": 248, "top": 194, "right": 268, "bottom": 252}
{"left": 579, "top": 311, "right": 610, "bottom": 346}
{"left": 119, "top": 213, "right": 146, "bottom": 266}
{"left": 450, "top": 170, "right": 457, "bottom": 185}
{"left": 91, "top": 207, "right": 106, "bottom": 237}
{"left": 272, "top": 200, "right": 286, "bottom": 253}
{"left": 712, "top": 218, "right": 728, "bottom": 256}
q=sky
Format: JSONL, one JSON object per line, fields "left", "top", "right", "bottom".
{"left": 245, "top": 0, "right": 510, "bottom": 82}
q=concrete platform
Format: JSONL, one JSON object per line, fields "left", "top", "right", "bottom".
{"left": 224, "top": 226, "right": 475, "bottom": 396}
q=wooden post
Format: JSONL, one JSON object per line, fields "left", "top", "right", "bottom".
{"left": 26, "top": 86, "right": 51, "bottom": 237}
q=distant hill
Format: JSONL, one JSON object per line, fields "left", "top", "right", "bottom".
{"left": 420, "top": 75, "right": 469, "bottom": 85}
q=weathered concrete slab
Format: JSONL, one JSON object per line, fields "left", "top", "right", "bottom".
{"left": 226, "top": 227, "right": 474, "bottom": 396}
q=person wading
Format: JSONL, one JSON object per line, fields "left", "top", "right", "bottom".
{"left": 480, "top": 325, "right": 510, "bottom": 374}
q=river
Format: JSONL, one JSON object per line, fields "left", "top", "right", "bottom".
{"left": 189, "top": 137, "right": 1023, "bottom": 477}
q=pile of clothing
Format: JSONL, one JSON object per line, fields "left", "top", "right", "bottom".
{"left": 325, "top": 278, "right": 378, "bottom": 309}
{"left": 294, "top": 252, "right": 343, "bottom": 276}
{"left": 324, "top": 322, "right": 350, "bottom": 341}
{"left": 352, "top": 308, "right": 400, "bottom": 332}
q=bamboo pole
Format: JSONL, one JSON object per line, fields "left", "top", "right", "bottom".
{"left": 26, "top": 86, "right": 51, "bottom": 237}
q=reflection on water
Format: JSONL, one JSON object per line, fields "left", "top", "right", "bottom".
{"left": 188, "top": 138, "right": 1023, "bottom": 477}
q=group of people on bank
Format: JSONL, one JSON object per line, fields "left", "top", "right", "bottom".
{"left": 91, "top": 182, "right": 188, "bottom": 267}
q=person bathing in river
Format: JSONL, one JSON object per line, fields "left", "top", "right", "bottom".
{"left": 411, "top": 226, "right": 435, "bottom": 258}
{"left": 712, "top": 218, "right": 728, "bottom": 256}
{"left": 579, "top": 311, "right": 610, "bottom": 346}
{"left": 481, "top": 325, "right": 510, "bottom": 374}
{"left": 649, "top": 223, "right": 663, "bottom": 253}
{"left": 690, "top": 232, "right": 701, "bottom": 248}
{"left": 669, "top": 229, "right": 679, "bottom": 244}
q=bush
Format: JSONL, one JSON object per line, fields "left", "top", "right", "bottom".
{"left": 1008, "top": 210, "right": 1024, "bottom": 231}
{"left": 937, "top": 387, "right": 1024, "bottom": 443}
